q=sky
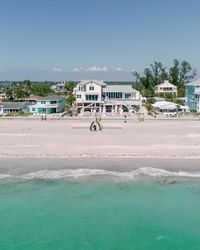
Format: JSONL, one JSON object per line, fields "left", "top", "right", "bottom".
{"left": 0, "top": 0, "right": 200, "bottom": 81}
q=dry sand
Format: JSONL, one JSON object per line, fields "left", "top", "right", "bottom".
{"left": 0, "top": 118, "right": 200, "bottom": 174}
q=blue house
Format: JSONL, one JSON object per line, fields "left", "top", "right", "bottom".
{"left": 186, "top": 80, "right": 200, "bottom": 111}
{"left": 28, "top": 95, "right": 66, "bottom": 114}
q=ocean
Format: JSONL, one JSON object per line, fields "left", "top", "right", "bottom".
{"left": 1, "top": 168, "right": 200, "bottom": 250}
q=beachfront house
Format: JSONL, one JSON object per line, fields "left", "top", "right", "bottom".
{"left": 74, "top": 80, "right": 142, "bottom": 114}
{"left": 28, "top": 95, "right": 66, "bottom": 114}
{"left": 0, "top": 102, "right": 30, "bottom": 115}
{"left": 103, "top": 84, "right": 142, "bottom": 113}
{"left": 74, "top": 80, "right": 106, "bottom": 113}
{"left": 186, "top": 79, "right": 200, "bottom": 112}
{"left": 154, "top": 80, "right": 177, "bottom": 96}
{"left": 153, "top": 101, "right": 188, "bottom": 116}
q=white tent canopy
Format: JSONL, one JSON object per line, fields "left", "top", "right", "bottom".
{"left": 152, "top": 101, "right": 177, "bottom": 110}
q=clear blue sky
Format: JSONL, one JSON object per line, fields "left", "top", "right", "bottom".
{"left": 0, "top": 0, "right": 200, "bottom": 81}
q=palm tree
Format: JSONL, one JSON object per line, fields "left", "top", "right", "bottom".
{"left": 65, "top": 82, "right": 76, "bottom": 113}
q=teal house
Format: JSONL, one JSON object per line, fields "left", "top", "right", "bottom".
{"left": 29, "top": 95, "right": 66, "bottom": 114}
{"left": 186, "top": 80, "right": 200, "bottom": 112}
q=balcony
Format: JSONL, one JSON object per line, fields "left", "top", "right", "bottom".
{"left": 37, "top": 104, "right": 59, "bottom": 108}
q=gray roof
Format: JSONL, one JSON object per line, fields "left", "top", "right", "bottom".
{"left": 103, "top": 85, "right": 137, "bottom": 93}
{"left": 186, "top": 80, "right": 200, "bottom": 86}
{"left": 194, "top": 90, "right": 200, "bottom": 95}
{"left": 38, "top": 95, "right": 65, "bottom": 101}
{"left": 2, "top": 102, "right": 28, "bottom": 110}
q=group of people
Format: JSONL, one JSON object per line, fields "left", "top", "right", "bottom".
{"left": 41, "top": 113, "right": 47, "bottom": 121}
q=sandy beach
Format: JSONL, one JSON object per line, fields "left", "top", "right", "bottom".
{"left": 0, "top": 117, "right": 200, "bottom": 174}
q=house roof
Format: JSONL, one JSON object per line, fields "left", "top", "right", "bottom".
{"left": 153, "top": 101, "right": 177, "bottom": 109}
{"left": 155, "top": 80, "right": 177, "bottom": 88}
{"left": 103, "top": 85, "right": 138, "bottom": 93}
{"left": 2, "top": 102, "right": 28, "bottom": 110}
{"left": 77, "top": 80, "right": 106, "bottom": 87}
{"left": 186, "top": 79, "right": 200, "bottom": 86}
{"left": 38, "top": 95, "right": 65, "bottom": 101}
{"left": 27, "top": 95, "right": 43, "bottom": 100}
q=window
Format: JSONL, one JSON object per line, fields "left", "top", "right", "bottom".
{"left": 106, "top": 92, "right": 122, "bottom": 99}
{"left": 86, "top": 95, "right": 98, "bottom": 101}
{"left": 125, "top": 93, "right": 132, "bottom": 99}
{"left": 89, "top": 86, "right": 94, "bottom": 91}
{"left": 41, "top": 101, "right": 46, "bottom": 104}
{"left": 77, "top": 95, "right": 81, "bottom": 99}
{"left": 32, "top": 108, "right": 35, "bottom": 111}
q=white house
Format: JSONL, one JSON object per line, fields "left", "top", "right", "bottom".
{"left": 153, "top": 101, "right": 188, "bottom": 116}
{"left": 154, "top": 80, "right": 177, "bottom": 96}
{"left": 75, "top": 80, "right": 105, "bottom": 102}
{"left": 103, "top": 85, "right": 142, "bottom": 113}
{"left": 51, "top": 83, "right": 66, "bottom": 92}
{"left": 0, "top": 93, "right": 6, "bottom": 101}
{"left": 74, "top": 80, "right": 142, "bottom": 114}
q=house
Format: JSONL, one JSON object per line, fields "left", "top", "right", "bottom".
{"left": 51, "top": 83, "right": 66, "bottom": 92}
{"left": 103, "top": 84, "right": 142, "bottom": 113}
{"left": 25, "top": 96, "right": 42, "bottom": 104}
{"left": 186, "top": 80, "right": 200, "bottom": 112}
{"left": 0, "top": 102, "right": 29, "bottom": 115}
{"left": 153, "top": 101, "right": 188, "bottom": 116}
{"left": 154, "top": 80, "right": 177, "bottom": 96}
{"left": 75, "top": 80, "right": 106, "bottom": 113}
{"left": 0, "top": 93, "right": 6, "bottom": 101}
{"left": 16, "top": 96, "right": 42, "bottom": 104}
{"left": 28, "top": 95, "right": 66, "bottom": 114}
{"left": 74, "top": 80, "right": 142, "bottom": 114}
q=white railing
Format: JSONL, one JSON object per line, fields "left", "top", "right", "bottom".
{"left": 36, "top": 104, "right": 59, "bottom": 108}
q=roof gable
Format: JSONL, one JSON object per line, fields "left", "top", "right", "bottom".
{"left": 78, "top": 80, "right": 106, "bottom": 87}
{"left": 155, "top": 80, "right": 177, "bottom": 88}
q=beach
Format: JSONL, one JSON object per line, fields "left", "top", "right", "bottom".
{"left": 0, "top": 117, "right": 200, "bottom": 174}
{"left": 1, "top": 118, "right": 200, "bottom": 250}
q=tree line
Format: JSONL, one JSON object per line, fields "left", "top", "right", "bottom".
{"left": 1, "top": 80, "right": 76, "bottom": 107}
{"left": 3, "top": 80, "right": 55, "bottom": 101}
{"left": 132, "top": 59, "right": 196, "bottom": 97}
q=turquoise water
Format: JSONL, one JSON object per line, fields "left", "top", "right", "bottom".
{"left": 1, "top": 176, "right": 200, "bottom": 249}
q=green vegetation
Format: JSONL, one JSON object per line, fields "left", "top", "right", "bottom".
{"left": 4, "top": 80, "right": 54, "bottom": 101}
{"left": 133, "top": 59, "right": 196, "bottom": 97}
{"left": 145, "top": 103, "right": 153, "bottom": 114}
{"left": 65, "top": 81, "right": 76, "bottom": 107}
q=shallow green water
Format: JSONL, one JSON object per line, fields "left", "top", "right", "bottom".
{"left": 1, "top": 178, "right": 200, "bottom": 250}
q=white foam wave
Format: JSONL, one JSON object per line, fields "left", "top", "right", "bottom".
{"left": 0, "top": 174, "right": 12, "bottom": 179}
{"left": 1, "top": 167, "right": 200, "bottom": 180}
{"left": 16, "top": 167, "right": 200, "bottom": 179}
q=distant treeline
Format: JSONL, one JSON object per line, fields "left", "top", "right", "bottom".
{"left": 132, "top": 59, "right": 196, "bottom": 97}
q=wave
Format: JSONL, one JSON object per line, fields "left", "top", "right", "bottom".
{"left": 1, "top": 167, "right": 200, "bottom": 180}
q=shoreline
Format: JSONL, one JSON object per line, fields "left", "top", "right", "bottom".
{"left": 1, "top": 157, "right": 200, "bottom": 175}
